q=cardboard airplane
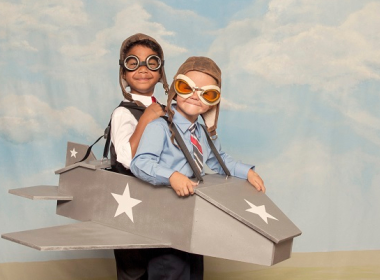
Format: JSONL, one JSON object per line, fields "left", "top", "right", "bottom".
{"left": 2, "top": 142, "right": 301, "bottom": 266}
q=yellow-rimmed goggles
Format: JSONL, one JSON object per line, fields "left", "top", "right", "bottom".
{"left": 174, "top": 74, "right": 221, "bottom": 105}
{"left": 123, "top": 54, "right": 162, "bottom": 71}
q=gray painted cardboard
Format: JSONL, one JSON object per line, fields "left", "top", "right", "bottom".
{"left": 2, "top": 142, "right": 301, "bottom": 266}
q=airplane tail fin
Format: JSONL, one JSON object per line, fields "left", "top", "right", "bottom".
{"left": 65, "top": 142, "right": 97, "bottom": 167}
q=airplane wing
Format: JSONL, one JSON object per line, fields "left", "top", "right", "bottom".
{"left": 8, "top": 185, "right": 72, "bottom": 200}
{"left": 197, "top": 174, "right": 302, "bottom": 244}
{"left": 2, "top": 221, "right": 170, "bottom": 251}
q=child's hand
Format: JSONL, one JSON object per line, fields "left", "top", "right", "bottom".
{"left": 142, "top": 103, "right": 166, "bottom": 123}
{"left": 247, "top": 169, "right": 266, "bottom": 193}
{"left": 169, "top": 171, "right": 198, "bottom": 197}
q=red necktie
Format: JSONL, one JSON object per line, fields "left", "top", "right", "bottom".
{"left": 151, "top": 96, "right": 157, "bottom": 103}
{"left": 189, "top": 123, "right": 203, "bottom": 173}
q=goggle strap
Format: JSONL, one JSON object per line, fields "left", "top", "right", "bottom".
{"left": 139, "top": 61, "right": 148, "bottom": 67}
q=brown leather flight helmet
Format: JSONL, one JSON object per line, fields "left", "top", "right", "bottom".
{"left": 119, "top": 33, "right": 169, "bottom": 102}
{"left": 167, "top": 56, "right": 222, "bottom": 138}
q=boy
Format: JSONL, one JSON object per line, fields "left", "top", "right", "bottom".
{"left": 110, "top": 33, "right": 168, "bottom": 280}
{"left": 110, "top": 33, "right": 168, "bottom": 175}
{"left": 130, "top": 56, "right": 265, "bottom": 278}
{"left": 131, "top": 56, "right": 265, "bottom": 194}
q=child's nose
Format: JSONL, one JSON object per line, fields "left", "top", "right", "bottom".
{"left": 191, "top": 90, "right": 200, "bottom": 100}
{"left": 138, "top": 66, "right": 148, "bottom": 73}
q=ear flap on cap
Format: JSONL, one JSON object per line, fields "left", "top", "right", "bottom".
{"left": 201, "top": 104, "right": 219, "bottom": 137}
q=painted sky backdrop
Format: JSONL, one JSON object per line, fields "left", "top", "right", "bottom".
{"left": 1, "top": 0, "right": 379, "bottom": 263}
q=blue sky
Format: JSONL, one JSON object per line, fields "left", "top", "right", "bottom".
{"left": 1, "top": 0, "right": 380, "bottom": 262}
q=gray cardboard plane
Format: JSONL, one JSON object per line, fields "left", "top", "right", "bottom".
{"left": 2, "top": 142, "right": 301, "bottom": 266}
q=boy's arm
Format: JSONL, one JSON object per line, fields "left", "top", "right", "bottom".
{"left": 247, "top": 169, "right": 266, "bottom": 193}
{"left": 111, "top": 107, "right": 136, "bottom": 169}
{"left": 131, "top": 120, "right": 198, "bottom": 196}
{"left": 129, "top": 103, "right": 165, "bottom": 158}
{"left": 130, "top": 120, "right": 176, "bottom": 186}
{"left": 169, "top": 172, "right": 198, "bottom": 197}
{"left": 206, "top": 136, "right": 266, "bottom": 192}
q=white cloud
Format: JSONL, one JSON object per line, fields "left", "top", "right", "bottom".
{"left": 36, "top": 0, "right": 88, "bottom": 27}
{"left": 1, "top": 1, "right": 191, "bottom": 125}
{"left": 0, "top": 94, "right": 103, "bottom": 144}
{"left": 261, "top": 137, "right": 379, "bottom": 205}
{"left": 60, "top": 3, "right": 187, "bottom": 61}
{"left": 268, "top": 140, "right": 352, "bottom": 186}
{"left": 5, "top": 165, "right": 59, "bottom": 189}
{"left": 211, "top": 1, "right": 380, "bottom": 93}
{"left": 263, "top": 0, "right": 371, "bottom": 28}
{"left": 324, "top": 93, "right": 380, "bottom": 147}
{"left": 260, "top": 138, "right": 380, "bottom": 250}
{"left": 0, "top": 0, "right": 89, "bottom": 51}
{"left": 207, "top": 0, "right": 380, "bottom": 147}
{"left": 0, "top": 0, "right": 189, "bottom": 103}
{"left": 220, "top": 97, "right": 248, "bottom": 111}
{"left": 6, "top": 40, "right": 38, "bottom": 52}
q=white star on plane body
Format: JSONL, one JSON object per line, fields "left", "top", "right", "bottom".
{"left": 244, "top": 199, "right": 278, "bottom": 224}
{"left": 111, "top": 184, "right": 141, "bottom": 222}
{"left": 70, "top": 148, "right": 78, "bottom": 158}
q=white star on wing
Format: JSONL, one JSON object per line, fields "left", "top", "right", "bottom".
{"left": 70, "top": 148, "right": 78, "bottom": 158}
{"left": 111, "top": 184, "right": 142, "bottom": 222}
{"left": 244, "top": 199, "right": 278, "bottom": 224}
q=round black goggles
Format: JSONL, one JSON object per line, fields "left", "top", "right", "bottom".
{"left": 123, "top": 55, "right": 162, "bottom": 71}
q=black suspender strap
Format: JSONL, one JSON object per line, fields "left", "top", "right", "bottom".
{"left": 161, "top": 117, "right": 231, "bottom": 182}
{"left": 76, "top": 134, "right": 104, "bottom": 163}
{"left": 102, "top": 123, "right": 112, "bottom": 159}
{"left": 200, "top": 125, "right": 231, "bottom": 177}
{"left": 103, "top": 101, "right": 146, "bottom": 160}
{"left": 77, "top": 101, "right": 146, "bottom": 164}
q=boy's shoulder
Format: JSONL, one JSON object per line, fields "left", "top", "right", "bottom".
{"left": 111, "top": 101, "right": 145, "bottom": 118}
{"left": 113, "top": 101, "right": 146, "bottom": 112}
{"left": 149, "top": 116, "right": 170, "bottom": 127}
{"left": 142, "top": 117, "right": 170, "bottom": 138}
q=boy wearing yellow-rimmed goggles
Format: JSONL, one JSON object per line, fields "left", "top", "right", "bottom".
{"left": 174, "top": 74, "right": 221, "bottom": 106}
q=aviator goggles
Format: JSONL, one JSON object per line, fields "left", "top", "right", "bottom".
{"left": 122, "top": 54, "right": 162, "bottom": 71}
{"left": 174, "top": 74, "right": 221, "bottom": 106}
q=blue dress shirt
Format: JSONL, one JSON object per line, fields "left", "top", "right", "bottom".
{"left": 130, "top": 106, "right": 254, "bottom": 186}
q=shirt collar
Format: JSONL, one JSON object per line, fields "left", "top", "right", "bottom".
{"left": 123, "top": 92, "right": 157, "bottom": 107}
{"left": 172, "top": 105, "right": 200, "bottom": 135}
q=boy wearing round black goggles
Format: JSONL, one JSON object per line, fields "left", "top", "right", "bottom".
{"left": 121, "top": 54, "right": 162, "bottom": 71}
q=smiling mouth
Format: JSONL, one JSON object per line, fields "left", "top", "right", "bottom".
{"left": 136, "top": 78, "right": 151, "bottom": 82}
